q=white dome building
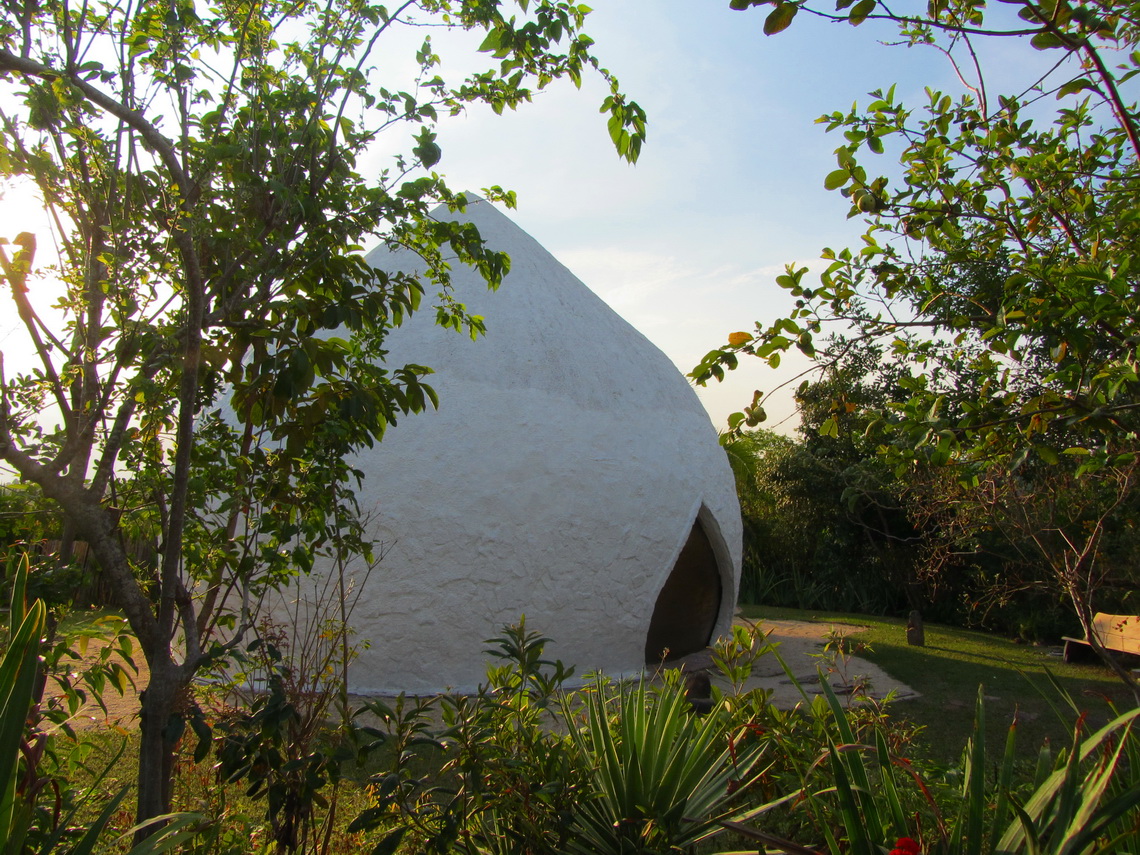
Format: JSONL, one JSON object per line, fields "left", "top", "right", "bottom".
{"left": 325, "top": 198, "right": 741, "bottom": 694}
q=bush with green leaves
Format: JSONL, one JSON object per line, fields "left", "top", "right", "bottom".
{"left": 350, "top": 620, "right": 777, "bottom": 855}
{"left": 728, "top": 371, "right": 1139, "bottom": 642}
{"left": 350, "top": 621, "right": 586, "bottom": 855}
{"left": 213, "top": 641, "right": 353, "bottom": 855}
{"left": 727, "top": 359, "right": 926, "bottom": 618}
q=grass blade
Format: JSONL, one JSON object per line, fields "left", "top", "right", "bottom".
{"left": 987, "top": 712, "right": 1019, "bottom": 848}
{"left": 960, "top": 685, "right": 987, "bottom": 855}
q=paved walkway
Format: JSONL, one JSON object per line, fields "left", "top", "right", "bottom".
{"left": 656, "top": 618, "right": 919, "bottom": 708}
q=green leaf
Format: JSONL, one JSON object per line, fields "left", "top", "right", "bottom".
{"left": 478, "top": 29, "right": 501, "bottom": 53}
{"left": 413, "top": 129, "right": 441, "bottom": 168}
{"left": 371, "top": 827, "right": 407, "bottom": 855}
{"left": 0, "top": 596, "right": 45, "bottom": 835}
{"left": 764, "top": 3, "right": 798, "bottom": 35}
{"left": 1057, "top": 77, "right": 1098, "bottom": 97}
{"left": 848, "top": 0, "right": 876, "bottom": 25}
{"left": 824, "top": 168, "right": 850, "bottom": 190}
{"left": 1031, "top": 31, "right": 1067, "bottom": 49}
{"left": 745, "top": 406, "right": 767, "bottom": 425}
{"left": 121, "top": 813, "right": 208, "bottom": 854}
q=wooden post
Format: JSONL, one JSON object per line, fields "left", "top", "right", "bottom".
{"left": 906, "top": 610, "right": 925, "bottom": 647}
{"left": 685, "top": 671, "right": 713, "bottom": 716}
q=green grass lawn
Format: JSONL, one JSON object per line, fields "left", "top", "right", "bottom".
{"left": 738, "top": 604, "right": 1137, "bottom": 765}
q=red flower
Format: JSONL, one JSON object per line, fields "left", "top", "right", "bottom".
{"left": 889, "top": 837, "right": 920, "bottom": 855}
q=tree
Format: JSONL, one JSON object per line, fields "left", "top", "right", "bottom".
{"left": 697, "top": 0, "right": 1140, "bottom": 468}
{"left": 694, "top": 0, "right": 1140, "bottom": 691}
{"left": 913, "top": 459, "right": 1140, "bottom": 699}
{"left": 731, "top": 347, "right": 923, "bottom": 614}
{"left": 0, "top": 0, "right": 644, "bottom": 830}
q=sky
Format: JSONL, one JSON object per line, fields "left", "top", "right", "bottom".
{"left": 372, "top": 0, "right": 972, "bottom": 432}
{"left": 0, "top": 0, "right": 1014, "bottom": 434}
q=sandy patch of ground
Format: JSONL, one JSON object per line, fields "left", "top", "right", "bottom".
{"left": 47, "top": 638, "right": 149, "bottom": 732}
{"left": 52, "top": 617, "right": 918, "bottom": 732}
{"left": 658, "top": 618, "right": 920, "bottom": 708}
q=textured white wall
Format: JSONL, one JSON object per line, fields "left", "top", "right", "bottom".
{"left": 294, "top": 199, "right": 742, "bottom": 693}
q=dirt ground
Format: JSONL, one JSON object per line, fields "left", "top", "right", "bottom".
{"left": 50, "top": 638, "right": 150, "bottom": 732}
{"left": 658, "top": 618, "right": 919, "bottom": 707}
{"left": 52, "top": 617, "right": 916, "bottom": 732}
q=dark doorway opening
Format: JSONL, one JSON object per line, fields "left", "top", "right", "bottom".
{"left": 644, "top": 516, "right": 723, "bottom": 663}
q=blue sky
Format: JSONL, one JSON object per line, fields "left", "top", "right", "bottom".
{"left": 387, "top": 0, "right": 971, "bottom": 432}
{"left": 0, "top": 1, "right": 1019, "bottom": 433}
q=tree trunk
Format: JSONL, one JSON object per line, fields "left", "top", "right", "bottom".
{"left": 135, "top": 658, "right": 186, "bottom": 840}
{"left": 29, "top": 478, "right": 179, "bottom": 829}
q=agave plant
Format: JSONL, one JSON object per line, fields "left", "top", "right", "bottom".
{"left": 564, "top": 675, "right": 771, "bottom": 854}
{"left": 795, "top": 677, "right": 917, "bottom": 855}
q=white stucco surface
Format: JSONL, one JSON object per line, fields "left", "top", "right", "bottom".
{"left": 307, "top": 198, "right": 742, "bottom": 694}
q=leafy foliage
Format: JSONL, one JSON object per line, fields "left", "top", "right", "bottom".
{"left": 351, "top": 621, "right": 771, "bottom": 855}
{"left": 0, "top": 0, "right": 644, "bottom": 830}
{"left": 1, "top": 556, "right": 47, "bottom": 855}
{"left": 699, "top": 0, "right": 1140, "bottom": 696}
{"left": 730, "top": 348, "right": 924, "bottom": 616}
{"left": 697, "top": 0, "right": 1140, "bottom": 472}
{"left": 350, "top": 620, "right": 585, "bottom": 855}
{"left": 792, "top": 678, "right": 1140, "bottom": 855}
{"left": 720, "top": 634, "right": 1140, "bottom": 855}
{"left": 0, "top": 554, "right": 195, "bottom": 855}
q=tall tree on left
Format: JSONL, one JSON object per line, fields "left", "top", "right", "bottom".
{"left": 0, "top": 0, "right": 644, "bottom": 833}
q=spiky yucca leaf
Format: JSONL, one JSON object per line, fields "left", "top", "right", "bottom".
{"left": 993, "top": 707, "right": 1139, "bottom": 855}
{"left": 565, "top": 678, "right": 769, "bottom": 853}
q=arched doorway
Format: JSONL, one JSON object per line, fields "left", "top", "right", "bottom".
{"left": 644, "top": 516, "right": 724, "bottom": 663}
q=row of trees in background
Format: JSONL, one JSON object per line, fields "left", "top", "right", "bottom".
{"left": 729, "top": 344, "right": 1140, "bottom": 644}
{"left": 700, "top": 0, "right": 1140, "bottom": 698}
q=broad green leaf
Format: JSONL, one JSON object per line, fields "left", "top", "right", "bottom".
{"left": 848, "top": 0, "right": 876, "bottom": 25}
{"left": 1057, "top": 77, "right": 1099, "bottom": 97}
{"left": 764, "top": 3, "right": 798, "bottom": 35}
{"left": 824, "top": 168, "right": 850, "bottom": 190}
{"left": 1031, "top": 31, "right": 1067, "bottom": 49}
